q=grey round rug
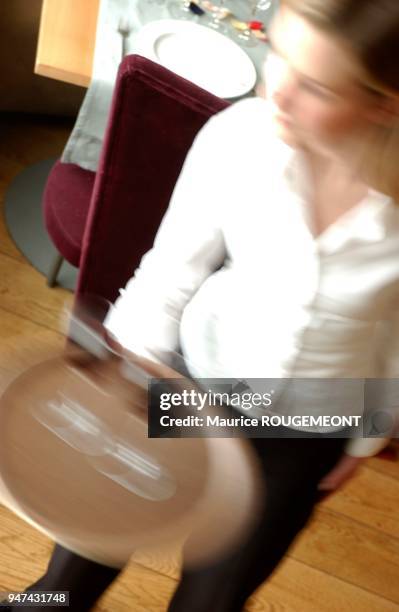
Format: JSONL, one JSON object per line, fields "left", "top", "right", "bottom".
{"left": 4, "top": 158, "right": 78, "bottom": 291}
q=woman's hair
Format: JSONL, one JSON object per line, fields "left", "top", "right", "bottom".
{"left": 281, "top": 0, "right": 399, "bottom": 200}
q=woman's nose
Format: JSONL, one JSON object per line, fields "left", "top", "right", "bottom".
{"left": 265, "top": 53, "right": 296, "bottom": 113}
{"left": 272, "top": 74, "right": 296, "bottom": 112}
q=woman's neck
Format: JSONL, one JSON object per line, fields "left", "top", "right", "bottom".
{"left": 301, "top": 137, "right": 370, "bottom": 191}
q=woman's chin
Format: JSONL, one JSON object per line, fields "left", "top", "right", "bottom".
{"left": 272, "top": 119, "right": 299, "bottom": 147}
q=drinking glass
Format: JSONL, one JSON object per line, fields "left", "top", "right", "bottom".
{"left": 235, "top": 0, "right": 273, "bottom": 47}
{"left": 204, "top": 0, "right": 229, "bottom": 34}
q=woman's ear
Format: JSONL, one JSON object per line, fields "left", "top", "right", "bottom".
{"left": 367, "top": 92, "right": 399, "bottom": 127}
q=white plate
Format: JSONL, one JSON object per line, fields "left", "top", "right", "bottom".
{"left": 134, "top": 19, "right": 257, "bottom": 99}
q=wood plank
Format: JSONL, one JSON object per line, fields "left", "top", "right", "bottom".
{"left": 320, "top": 465, "right": 399, "bottom": 539}
{"left": 0, "top": 252, "right": 73, "bottom": 335}
{"left": 368, "top": 452, "right": 399, "bottom": 481}
{"left": 130, "top": 481, "right": 399, "bottom": 605}
{"left": 0, "top": 316, "right": 71, "bottom": 585}
{"left": 0, "top": 114, "right": 73, "bottom": 262}
{"left": 0, "top": 499, "right": 176, "bottom": 612}
{"left": 290, "top": 507, "right": 399, "bottom": 602}
{"left": 96, "top": 561, "right": 178, "bottom": 612}
{"left": 2, "top": 498, "right": 398, "bottom": 612}
{"left": 129, "top": 544, "right": 399, "bottom": 611}
{"left": 0, "top": 205, "right": 23, "bottom": 262}
{"left": 250, "top": 556, "right": 399, "bottom": 612}
{"left": 0, "top": 307, "right": 68, "bottom": 398}
{"left": 0, "top": 504, "right": 177, "bottom": 612}
{"left": 35, "top": 0, "right": 100, "bottom": 87}
{"left": 130, "top": 499, "right": 399, "bottom": 605}
{"left": 0, "top": 504, "right": 53, "bottom": 591}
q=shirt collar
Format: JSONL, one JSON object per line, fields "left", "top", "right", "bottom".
{"left": 282, "top": 146, "right": 392, "bottom": 254}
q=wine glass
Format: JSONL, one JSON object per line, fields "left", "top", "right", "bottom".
{"left": 235, "top": 0, "right": 273, "bottom": 47}
{"left": 204, "top": 0, "right": 229, "bottom": 34}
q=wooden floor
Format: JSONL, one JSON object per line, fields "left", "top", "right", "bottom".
{"left": 0, "top": 114, "right": 399, "bottom": 611}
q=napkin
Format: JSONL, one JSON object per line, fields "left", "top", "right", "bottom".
{"left": 61, "top": 0, "right": 168, "bottom": 172}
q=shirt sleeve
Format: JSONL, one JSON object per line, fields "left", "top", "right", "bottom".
{"left": 103, "top": 112, "right": 227, "bottom": 365}
{"left": 345, "top": 301, "right": 399, "bottom": 457}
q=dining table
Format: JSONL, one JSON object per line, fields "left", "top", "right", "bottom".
{"left": 35, "top": 0, "right": 273, "bottom": 89}
{"left": 35, "top": 0, "right": 100, "bottom": 88}
{"left": 56, "top": 0, "right": 275, "bottom": 172}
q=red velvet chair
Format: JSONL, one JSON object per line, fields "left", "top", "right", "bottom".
{"left": 43, "top": 54, "right": 229, "bottom": 295}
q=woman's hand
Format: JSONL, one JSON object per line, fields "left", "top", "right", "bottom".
{"left": 317, "top": 453, "right": 365, "bottom": 501}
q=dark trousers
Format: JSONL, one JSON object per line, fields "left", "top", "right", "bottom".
{"left": 167, "top": 429, "right": 348, "bottom": 611}
{"left": 14, "top": 427, "right": 348, "bottom": 612}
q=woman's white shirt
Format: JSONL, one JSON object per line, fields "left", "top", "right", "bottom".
{"left": 104, "top": 97, "right": 399, "bottom": 457}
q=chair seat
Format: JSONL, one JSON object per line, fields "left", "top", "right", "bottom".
{"left": 43, "top": 160, "right": 96, "bottom": 267}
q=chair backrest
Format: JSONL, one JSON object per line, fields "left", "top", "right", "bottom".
{"left": 76, "top": 54, "right": 229, "bottom": 309}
